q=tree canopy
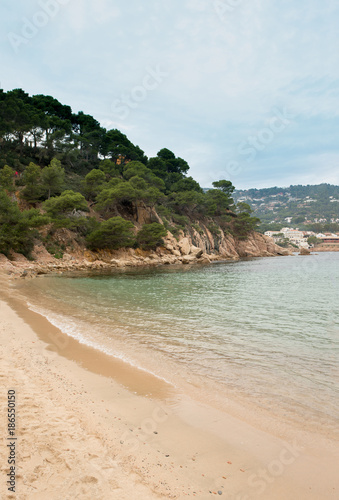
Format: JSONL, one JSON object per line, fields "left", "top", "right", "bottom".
{"left": 0, "top": 88, "right": 260, "bottom": 256}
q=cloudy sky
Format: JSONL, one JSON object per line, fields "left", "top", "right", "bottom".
{"left": 1, "top": 0, "right": 338, "bottom": 189}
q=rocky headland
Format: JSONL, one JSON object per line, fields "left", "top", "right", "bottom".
{"left": 0, "top": 226, "right": 292, "bottom": 279}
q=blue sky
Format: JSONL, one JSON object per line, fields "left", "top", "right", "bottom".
{"left": 1, "top": 0, "right": 338, "bottom": 189}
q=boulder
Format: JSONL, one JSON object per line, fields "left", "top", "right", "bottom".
{"left": 190, "top": 245, "right": 203, "bottom": 258}
{"left": 299, "top": 247, "right": 311, "bottom": 255}
{"left": 172, "top": 249, "right": 181, "bottom": 257}
{"left": 200, "top": 253, "right": 211, "bottom": 264}
{"left": 182, "top": 255, "right": 195, "bottom": 264}
{"left": 178, "top": 237, "right": 191, "bottom": 255}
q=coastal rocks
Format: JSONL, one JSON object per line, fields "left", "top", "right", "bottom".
{"left": 0, "top": 216, "right": 295, "bottom": 279}
{"left": 62, "top": 253, "right": 74, "bottom": 261}
{"left": 200, "top": 253, "right": 211, "bottom": 264}
{"left": 181, "top": 255, "right": 196, "bottom": 264}
{"left": 236, "top": 233, "right": 293, "bottom": 257}
{"left": 190, "top": 245, "right": 203, "bottom": 258}
{"left": 0, "top": 254, "right": 16, "bottom": 270}
{"left": 178, "top": 237, "right": 191, "bottom": 255}
{"left": 262, "top": 235, "right": 292, "bottom": 256}
{"left": 299, "top": 247, "right": 311, "bottom": 255}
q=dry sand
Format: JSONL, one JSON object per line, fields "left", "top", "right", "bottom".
{"left": 0, "top": 271, "right": 338, "bottom": 499}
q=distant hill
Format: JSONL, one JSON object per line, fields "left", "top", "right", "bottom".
{"left": 233, "top": 184, "right": 339, "bottom": 231}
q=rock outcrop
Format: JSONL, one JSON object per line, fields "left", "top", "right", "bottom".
{"left": 298, "top": 247, "right": 311, "bottom": 255}
{"left": 0, "top": 224, "right": 293, "bottom": 279}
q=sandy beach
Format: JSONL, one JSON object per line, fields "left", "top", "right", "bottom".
{"left": 0, "top": 271, "right": 338, "bottom": 499}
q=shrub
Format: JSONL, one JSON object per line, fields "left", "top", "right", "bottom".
{"left": 41, "top": 159, "right": 65, "bottom": 199}
{"left": 96, "top": 182, "right": 136, "bottom": 212}
{"left": 42, "top": 190, "right": 88, "bottom": 218}
{"left": 156, "top": 205, "right": 172, "bottom": 219}
{"left": 207, "top": 223, "right": 221, "bottom": 236}
{"left": 86, "top": 217, "right": 135, "bottom": 250}
{"left": 0, "top": 190, "right": 48, "bottom": 257}
{"left": 0, "top": 165, "right": 15, "bottom": 192}
{"left": 231, "top": 213, "right": 260, "bottom": 239}
{"left": 136, "top": 223, "right": 167, "bottom": 250}
{"left": 82, "top": 169, "right": 106, "bottom": 200}
{"left": 171, "top": 213, "right": 189, "bottom": 226}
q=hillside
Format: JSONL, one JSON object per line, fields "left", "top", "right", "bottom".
{"left": 0, "top": 88, "right": 289, "bottom": 269}
{"left": 233, "top": 184, "right": 339, "bottom": 233}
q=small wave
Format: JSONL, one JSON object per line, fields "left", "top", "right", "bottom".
{"left": 26, "top": 301, "right": 174, "bottom": 386}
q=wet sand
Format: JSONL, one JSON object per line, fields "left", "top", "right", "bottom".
{"left": 0, "top": 271, "right": 338, "bottom": 499}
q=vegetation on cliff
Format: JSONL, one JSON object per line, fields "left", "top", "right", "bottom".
{"left": 0, "top": 89, "right": 259, "bottom": 258}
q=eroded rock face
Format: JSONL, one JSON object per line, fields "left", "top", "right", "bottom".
{"left": 178, "top": 237, "right": 191, "bottom": 255}
{"left": 235, "top": 233, "right": 291, "bottom": 258}
{"left": 0, "top": 219, "right": 293, "bottom": 279}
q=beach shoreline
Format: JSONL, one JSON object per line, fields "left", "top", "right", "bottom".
{"left": 0, "top": 271, "right": 338, "bottom": 499}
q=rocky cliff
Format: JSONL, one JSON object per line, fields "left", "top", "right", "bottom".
{"left": 0, "top": 222, "right": 292, "bottom": 278}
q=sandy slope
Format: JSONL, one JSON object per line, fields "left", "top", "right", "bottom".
{"left": 0, "top": 300, "right": 169, "bottom": 500}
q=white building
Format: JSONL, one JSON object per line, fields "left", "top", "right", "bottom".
{"left": 264, "top": 231, "right": 281, "bottom": 238}
{"left": 281, "top": 228, "right": 309, "bottom": 248}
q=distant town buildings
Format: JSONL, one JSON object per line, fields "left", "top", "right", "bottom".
{"left": 264, "top": 228, "right": 339, "bottom": 248}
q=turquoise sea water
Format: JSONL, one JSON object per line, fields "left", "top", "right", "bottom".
{"left": 17, "top": 253, "right": 339, "bottom": 436}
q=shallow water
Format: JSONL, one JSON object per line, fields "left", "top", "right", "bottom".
{"left": 16, "top": 253, "right": 339, "bottom": 437}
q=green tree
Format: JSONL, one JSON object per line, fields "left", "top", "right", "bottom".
{"left": 0, "top": 190, "right": 48, "bottom": 257}
{"left": 42, "top": 190, "right": 88, "bottom": 218}
{"left": 294, "top": 215, "right": 306, "bottom": 224}
{"left": 157, "top": 149, "right": 189, "bottom": 174}
{"left": 123, "top": 161, "right": 150, "bottom": 180}
{"left": 169, "top": 190, "right": 204, "bottom": 212}
{"left": 96, "top": 182, "right": 137, "bottom": 213}
{"left": 147, "top": 157, "right": 167, "bottom": 177}
{"left": 0, "top": 165, "right": 15, "bottom": 192}
{"left": 232, "top": 212, "right": 260, "bottom": 239}
{"left": 82, "top": 168, "right": 106, "bottom": 200}
{"left": 231, "top": 202, "right": 260, "bottom": 239}
{"left": 86, "top": 217, "right": 135, "bottom": 250}
{"left": 99, "top": 159, "right": 120, "bottom": 177}
{"left": 136, "top": 223, "right": 167, "bottom": 250}
{"left": 204, "top": 189, "right": 233, "bottom": 216}
{"left": 236, "top": 202, "right": 253, "bottom": 214}
{"left": 171, "top": 176, "right": 202, "bottom": 193}
{"left": 101, "top": 129, "right": 147, "bottom": 164}
{"left": 21, "top": 162, "right": 43, "bottom": 202}
{"left": 139, "top": 187, "right": 165, "bottom": 209}
{"left": 123, "top": 161, "right": 165, "bottom": 191}
{"left": 129, "top": 176, "right": 148, "bottom": 191}
{"left": 212, "top": 180, "right": 235, "bottom": 197}
{"left": 307, "top": 235, "right": 322, "bottom": 245}
{"left": 41, "top": 158, "right": 65, "bottom": 199}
